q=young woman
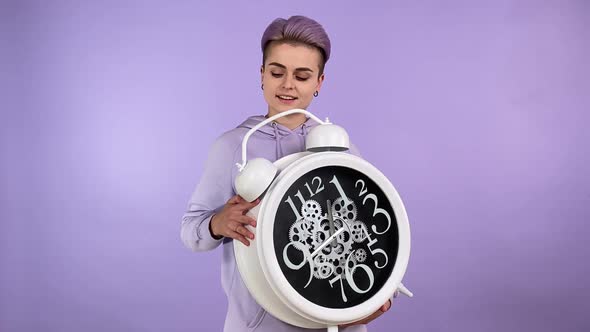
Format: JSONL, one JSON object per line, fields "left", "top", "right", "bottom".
{"left": 181, "top": 15, "right": 393, "bottom": 331}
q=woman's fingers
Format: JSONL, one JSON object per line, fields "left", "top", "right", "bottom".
{"left": 339, "top": 299, "right": 391, "bottom": 327}
{"left": 227, "top": 195, "right": 242, "bottom": 204}
{"left": 228, "top": 230, "right": 250, "bottom": 246}
{"left": 380, "top": 299, "right": 392, "bottom": 312}
{"left": 217, "top": 196, "right": 260, "bottom": 244}
{"left": 362, "top": 309, "right": 383, "bottom": 324}
{"left": 237, "top": 215, "right": 257, "bottom": 227}
{"left": 235, "top": 223, "right": 255, "bottom": 240}
{"left": 228, "top": 203, "right": 258, "bottom": 226}
{"left": 235, "top": 199, "right": 260, "bottom": 212}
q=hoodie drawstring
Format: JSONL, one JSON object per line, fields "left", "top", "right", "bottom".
{"left": 270, "top": 121, "right": 309, "bottom": 160}
{"left": 300, "top": 123, "right": 308, "bottom": 151}
{"left": 272, "top": 122, "right": 282, "bottom": 160}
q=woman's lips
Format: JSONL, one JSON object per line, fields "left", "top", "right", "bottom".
{"left": 277, "top": 95, "right": 297, "bottom": 105}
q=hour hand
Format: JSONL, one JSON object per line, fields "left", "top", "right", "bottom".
{"left": 327, "top": 199, "right": 337, "bottom": 248}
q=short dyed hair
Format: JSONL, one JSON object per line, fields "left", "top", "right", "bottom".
{"left": 261, "top": 15, "right": 331, "bottom": 76}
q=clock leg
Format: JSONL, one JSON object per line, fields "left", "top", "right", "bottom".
{"left": 328, "top": 325, "right": 338, "bottom": 332}
{"left": 398, "top": 282, "right": 414, "bottom": 297}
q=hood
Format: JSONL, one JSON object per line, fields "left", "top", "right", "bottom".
{"left": 236, "top": 115, "right": 320, "bottom": 138}
{"left": 236, "top": 114, "right": 321, "bottom": 159}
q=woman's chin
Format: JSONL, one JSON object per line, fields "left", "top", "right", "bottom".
{"left": 277, "top": 104, "right": 307, "bottom": 112}
{"left": 267, "top": 104, "right": 310, "bottom": 117}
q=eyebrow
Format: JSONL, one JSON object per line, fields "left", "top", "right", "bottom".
{"left": 267, "top": 62, "right": 314, "bottom": 73}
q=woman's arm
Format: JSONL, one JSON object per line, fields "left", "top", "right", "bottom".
{"left": 180, "top": 135, "right": 240, "bottom": 252}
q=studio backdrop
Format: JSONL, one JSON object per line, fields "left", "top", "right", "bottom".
{"left": 1, "top": 1, "right": 588, "bottom": 331}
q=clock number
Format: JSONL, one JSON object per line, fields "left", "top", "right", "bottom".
{"left": 362, "top": 194, "right": 391, "bottom": 235}
{"left": 329, "top": 274, "right": 348, "bottom": 303}
{"left": 285, "top": 180, "right": 324, "bottom": 220}
{"left": 294, "top": 191, "right": 306, "bottom": 205}
{"left": 329, "top": 251, "right": 376, "bottom": 302}
{"left": 329, "top": 175, "right": 352, "bottom": 205}
{"left": 345, "top": 251, "right": 374, "bottom": 294}
{"left": 355, "top": 179, "right": 368, "bottom": 197}
{"left": 369, "top": 248, "right": 389, "bottom": 269}
{"left": 284, "top": 196, "right": 301, "bottom": 219}
{"left": 284, "top": 190, "right": 307, "bottom": 219}
{"left": 362, "top": 228, "right": 389, "bottom": 269}
{"left": 282, "top": 241, "right": 314, "bottom": 287}
{"left": 304, "top": 176, "right": 325, "bottom": 197}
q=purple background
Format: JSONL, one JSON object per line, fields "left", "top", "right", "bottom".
{"left": 1, "top": 1, "right": 589, "bottom": 331}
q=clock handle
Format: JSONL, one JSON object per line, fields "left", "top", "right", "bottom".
{"left": 236, "top": 108, "right": 326, "bottom": 171}
{"left": 397, "top": 282, "right": 414, "bottom": 298}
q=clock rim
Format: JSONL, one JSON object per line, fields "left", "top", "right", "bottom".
{"left": 234, "top": 152, "right": 326, "bottom": 328}
{"left": 258, "top": 152, "right": 411, "bottom": 325}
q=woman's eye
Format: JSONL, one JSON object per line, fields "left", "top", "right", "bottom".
{"left": 271, "top": 73, "right": 283, "bottom": 78}
{"left": 296, "top": 76, "right": 309, "bottom": 81}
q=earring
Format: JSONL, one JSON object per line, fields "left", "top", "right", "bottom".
{"left": 261, "top": 84, "right": 264, "bottom": 90}
{"left": 313, "top": 91, "right": 319, "bottom": 97}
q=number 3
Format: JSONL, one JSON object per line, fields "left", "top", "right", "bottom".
{"left": 362, "top": 194, "right": 391, "bottom": 234}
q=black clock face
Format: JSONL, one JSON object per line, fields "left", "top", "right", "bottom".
{"left": 274, "top": 166, "right": 398, "bottom": 308}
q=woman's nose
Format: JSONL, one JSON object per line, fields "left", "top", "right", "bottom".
{"left": 281, "top": 75, "right": 295, "bottom": 89}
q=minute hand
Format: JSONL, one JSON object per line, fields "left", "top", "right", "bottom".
{"left": 311, "top": 227, "right": 345, "bottom": 258}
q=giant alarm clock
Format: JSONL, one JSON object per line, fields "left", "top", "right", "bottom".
{"left": 233, "top": 109, "right": 412, "bottom": 331}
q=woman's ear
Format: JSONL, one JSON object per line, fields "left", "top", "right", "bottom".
{"left": 316, "top": 73, "right": 325, "bottom": 92}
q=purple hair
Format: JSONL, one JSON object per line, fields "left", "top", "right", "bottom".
{"left": 261, "top": 15, "right": 331, "bottom": 75}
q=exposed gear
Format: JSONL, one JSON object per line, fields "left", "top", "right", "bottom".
{"left": 333, "top": 243, "right": 345, "bottom": 255}
{"left": 313, "top": 219, "right": 330, "bottom": 244}
{"left": 350, "top": 220, "right": 369, "bottom": 243}
{"left": 341, "top": 251, "right": 359, "bottom": 280}
{"left": 288, "top": 219, "right": 312, "bottom": 246}
{"left": 288, "top": 200, "right": 361, "bottom": 282}
{"left": 332, "top": 256, "right": 347, "bottom": 276}
{"left": 331, "top": 197, "right": 357, "bottom": 223}
{"left": 312, "top": 220, "right": 354, "bottom": 278}
{"left": 354, "top": 248, "right": 367, "bottom": 263}
{"left": 301, "top": 199, "right": 323, "bottom": 222}
{"left": 314, "top": 262, "right": 334, "bottom": 279}
{"left": 335, "top": 223, "right": 352, "bottom": 244}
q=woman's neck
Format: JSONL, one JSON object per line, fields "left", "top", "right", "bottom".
{"left": 265, "top": 109, "right": 307, "bottom": 130}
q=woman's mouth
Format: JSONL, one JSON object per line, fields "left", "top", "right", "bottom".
{"left": 276, "top": 95, "right": 298, "bottom": 104}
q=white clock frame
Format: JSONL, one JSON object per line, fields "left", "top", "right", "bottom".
{"left": 235, "top": 153, "right": 412, "bottom": 329}
{"left": 233, "top": 109, "right": 412, "bottom": 331}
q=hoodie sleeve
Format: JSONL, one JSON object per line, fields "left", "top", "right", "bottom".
{"left": 180, "top": 134, "right": 240, "bottom": 252}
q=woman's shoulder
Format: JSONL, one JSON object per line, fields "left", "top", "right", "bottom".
{"left": 209, "top": 127, "right": 248, "bottom": 154}
{"left": 211, "top": 115, "right": 270, "bottom": 149}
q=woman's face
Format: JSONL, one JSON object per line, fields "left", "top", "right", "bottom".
{"left": 261, "top": 42, "right": 324, "bottom": 116}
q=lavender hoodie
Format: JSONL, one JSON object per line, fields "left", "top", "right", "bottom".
{"left": 181, "top": 115, "right": 367, "bottom": 332}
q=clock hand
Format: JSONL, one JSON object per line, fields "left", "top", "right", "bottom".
{"left": 311, "top": 227, "right": 345, "bottom": 258}
{"left": 327, "top": 199, "right": 337, "bottom": 248}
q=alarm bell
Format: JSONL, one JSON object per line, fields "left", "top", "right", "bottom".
{"left": 305, "top": 122, "right": 349, "bottom": 152}
{"left": 234, "top": 158, "right": 278, "bottom": 203}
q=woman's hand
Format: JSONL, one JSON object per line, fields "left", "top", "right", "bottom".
{"left": 339, "top": 298, "right": 394, "bottom": 328}
{"left": 209, "top": 195, "right": 260, "bottom": 246}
